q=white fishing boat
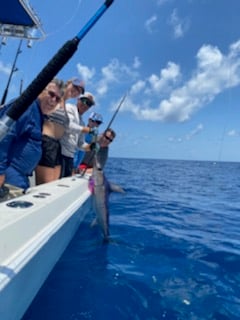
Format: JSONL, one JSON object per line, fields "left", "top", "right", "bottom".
{"left": 0, "top": 175, "right": 92, "bottom": 320}
{"left": 0, "top": 1, "right": 114, "bottom": 319}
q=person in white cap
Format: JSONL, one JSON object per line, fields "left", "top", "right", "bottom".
{"left": 73, "top": 111, "right": 103, "bottom": 174}
{"left": 64, "top": 77, "right": 85, "bottom": 99}
{"left": 60, "top": 92, "right": 97, "bottom": 177}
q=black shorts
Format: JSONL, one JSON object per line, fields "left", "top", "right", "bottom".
{"left": 38, "top": 135, "right": 62, "bottom": 168}
{"left": 61, "top": 155, "right": 74, "bottom": 177}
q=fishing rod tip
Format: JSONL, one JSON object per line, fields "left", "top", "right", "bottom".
{"left": 105, "top": 0, "right": 114, "bottom": 8}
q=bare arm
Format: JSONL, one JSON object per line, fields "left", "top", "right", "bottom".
{"left": 0, "top": 174, "right": 5, "bottom": 187}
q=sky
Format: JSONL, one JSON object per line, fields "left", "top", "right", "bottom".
{"left": 1, "top": 0, "right": 240, "bottom": 162}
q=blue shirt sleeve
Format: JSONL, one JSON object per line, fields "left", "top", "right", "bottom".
{"left": 0, "top": 100, "right": 43, "bottom": 176}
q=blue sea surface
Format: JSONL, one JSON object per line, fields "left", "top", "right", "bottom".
{"left": 23, "top": 158, "right": 240, "bottom": 320}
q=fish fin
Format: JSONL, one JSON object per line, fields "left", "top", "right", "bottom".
{"left": 109, "top": 182, "right": 125, "bottom": 193}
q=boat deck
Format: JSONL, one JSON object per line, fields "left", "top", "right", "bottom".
{"left": 0, "top": 174, "right": 92, "bottom": 320}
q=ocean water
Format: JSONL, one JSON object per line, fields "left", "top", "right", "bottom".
{"left": 23, "top": 158, "right": 240, "bottom": 320}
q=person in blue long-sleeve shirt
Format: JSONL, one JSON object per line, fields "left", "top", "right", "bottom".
{"left": 0, "top": 78, "right": 64, "bottom": 196}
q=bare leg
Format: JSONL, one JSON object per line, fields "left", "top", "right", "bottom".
{"left": 35, "top": 165, "right": 61, "bottom": 185}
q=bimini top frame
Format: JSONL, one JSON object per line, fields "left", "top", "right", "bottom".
{"left": 0, "top": 0, "right": 45, "bottom": 41}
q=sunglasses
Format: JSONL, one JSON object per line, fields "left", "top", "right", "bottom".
{"left": 47, "top": 90, "right": 61, "bottom": 103}
{"left": 104, "top": 134, "right": 113, "bottom": 142}
{"left": 91, "top": 119, "right": 102, "bottom": 125}
{"left": 73, "top": 85, "right": 84, "bottom": 94}
{"left": 80, "top": 97, "right": 93, "bottom": 107}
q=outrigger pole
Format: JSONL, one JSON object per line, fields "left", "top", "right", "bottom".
{"left": 0, "top": 0, "right": 114, "bottom": 141}
{"left": 1, "top": 39, "right": 23, "bottom": 106}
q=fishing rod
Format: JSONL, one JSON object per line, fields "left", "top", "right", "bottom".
{"left": 105, "top": 91, "right": 127, "bottom": 131}
{"left": 0, "top": 0, "right": 114, "bottom": 141}
{"left": 80, "top": 91, "right": 128, "bottom": 177}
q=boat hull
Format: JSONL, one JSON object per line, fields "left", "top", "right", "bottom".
{"left": 0, "top": 175, "right": 91, "bottom": 320}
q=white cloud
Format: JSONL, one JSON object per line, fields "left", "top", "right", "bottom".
{"left": 148, "top": 62, "right": 181, "bottom": 93}
{"left": 76, "top": 63, "right": 95, "bottom": 82}
{"left": 168, "top": 136, "right": 183, "bottom": 143}
{"left": 185, "top": 123, "right": 203, "bottom": 140}
{"left": 118, "top": 96, "right": 142, "bottom": 114}
{"left": 101, "top": 62, "right": 118, "bottom": 82}
{"left": 130, "top": 80, "right": 146, "bottom": 95}
{"left": 75, "top": 40, "right": 240, "bottom": 124}
{"left": 227, "top": 129, "right": 240, "bottom": 137}
{"left": 168, "top": 9, "right": 189, "bottom": 39}
{"left": 96, "top": 81, "right": 108, "bottom": 96}
{"left": 129, "top": 40, "right": 240, "bottom": 122}
{"left": 145, "top": 15, "right": 158, "bottom": 34}
{"left": 133, "top": 56, "right": 141, "bottom": 69}
{"left": 168, "top": 124, "right": 203, "bottom": 143}
{"left": 95, "top": 58, "right": 139, "bottom": 96}
{"left": 0, "top": 61, "right": 11, "bottom": 75}
{"left": 76, "top": 58, "right": 139, "bottom": 98}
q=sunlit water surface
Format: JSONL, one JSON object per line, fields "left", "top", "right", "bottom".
{"left": 23, "top": 158, "right": 240, "bottom": 320}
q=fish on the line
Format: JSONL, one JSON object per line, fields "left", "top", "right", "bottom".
{"left": 89, "top": 163, "right": 125, "bottom": 241}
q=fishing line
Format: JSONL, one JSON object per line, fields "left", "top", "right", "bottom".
{"left": 216, "top": 73, "right": 232, "bottom": 163}
{"left": 43, "top": 0, "right": 83, "bottom": 39}
{"left": 18, "top": 0, "right": 82, "bottom": 89}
